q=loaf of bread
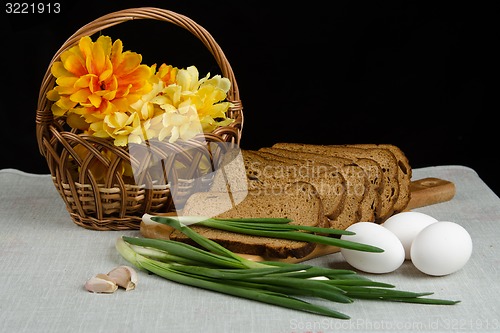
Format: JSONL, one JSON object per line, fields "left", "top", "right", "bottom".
{"left": 166, "top": 142, "right": 411, "bottom": 259}
{"left": 258, "top": 147, "right": 382, "bottom": 222}
{"left": 272, "top": 143, "right": 400, "bottom": 221}
{"left": 170, "top": 181, "right": 329, "bottom": 258}
{"left": 241, "top": 150, "right": 346, "bottom": 219}
{"left": 255, "top": 148, "right": 374, "bottom": 230}
{"left": 345, "top": 143, "right": 411, "bottom": 213}
{"left": 208, "top": 146, "right": 249, "bottom": 194}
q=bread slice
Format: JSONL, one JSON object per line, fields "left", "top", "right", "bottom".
{"left": 170, "top": 182, "right": 329, "bottom": 259}
{"left": 255, "top": 148, "right": 373, "bottom": 230}
{"left": 241, "top": 150, "right": 346, "bottom": 220}
{"left": 272, "top": 142, "right": 399, "bottom": 221}
{"left": 346, "top": 144, "right": 411, "bottom": 213}
{"left": 258, "top": 147, "right": 379, "bottom": 224}
{"left": 208, "top": 146, "right": 249, "bottom": 194}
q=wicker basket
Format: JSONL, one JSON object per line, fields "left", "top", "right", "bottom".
{"left": 36, "top": 7, "right": 243, "bottom": 230}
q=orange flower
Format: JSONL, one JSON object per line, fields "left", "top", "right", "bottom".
{"left": 47, "top": 35, "right": 153, "bottom": 129}
{"left": 156, "top": 63, "right": 178, "bottom": 86}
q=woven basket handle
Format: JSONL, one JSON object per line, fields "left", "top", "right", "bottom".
{"left": 37, "top": 7, "right": 241, "bottom": 134}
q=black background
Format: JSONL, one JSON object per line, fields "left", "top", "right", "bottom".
{"left": 2, "top": 1, "right": 497, "bottom": 195}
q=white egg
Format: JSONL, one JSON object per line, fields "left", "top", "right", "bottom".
{"left": 382, "top": 211, "right": 438, "bottom": 259}
{"left": 340, "top": 222, "right": 405, "bottom": 274}
{"left": 410, "top": 221, "right": 472, "bottom": 276}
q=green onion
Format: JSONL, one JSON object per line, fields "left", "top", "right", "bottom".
{"left": 215, "top": 217, "right": 293, "bottom": 224}
{"left": 115, "top": 216, "right": 460, "bottom": 320}
{"left": 324, "top": 279, "right": 395, "bottom": 288}
{"left": 146, "top": 218, "right": 269, "bottom": 269}
{"left": 151, "top": 216, "right": 383, "bottom": 253}
{"left": 267, "top": 266, "right": 356, "bottom": 278}
{"left": 116, "top": 237, "right": 351, "bottom": 319}
{"left": 211, "top": 220, "right": 354, "bottom": 235}
{"left": 385, "top": 297, "right": 460, "bottom": 305}
{"left": 122, "top": 236, "right": 250, "bottom": 269}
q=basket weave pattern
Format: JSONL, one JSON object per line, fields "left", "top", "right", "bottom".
{"left": 36, "top": 8, "right": 243, "bottom": 230}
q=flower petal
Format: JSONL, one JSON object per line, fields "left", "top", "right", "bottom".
{"left": 74, "top": 74, "right": 95, "bottom": 89}
{"left": 88, "top": 94, "right": 102, "bottom": 108}
{"left": 70, "top": 89, "right": 92, "bottom": 103}
{"left": 51, "top": 103, "right": 67, "bottom": 116}
{"left": 55, "top": 96, "right": 77, "bottom": 111}
{"left": 63, "top": 53, "right": 87, "bottom": 77}
{"left": 99, "top": 60, "right": 113, "bottom": 82}
{"left": 114, "top": 52, "right": 143, "bottom": 76}
{"left": 51, "top": 61, "right": 72, "bottom": 78}
{"left": 111, "top": 97, "right": 130, "bottom": 112}
{"left": 95, "top": 36, "right": 112, "bottom": 58}
{"left": 91, "top": 37, "right": 107, "bottom": 75}
{"left": 47, "top": 89, "right": 60, "bottom": 101}
{"left": 56, "top": 76, "right": 78, "bottom": 87}
{"left": 169, "top": 126, "right": 179, "bottom": 143}
{"left": 66, "top": 112, "right": 90, "bottom": 130}
{"left": 110, "top": 39, "right": 124, "bottom": 68}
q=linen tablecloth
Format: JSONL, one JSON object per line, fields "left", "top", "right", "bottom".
{"left": 1, "top": 166, "right": 499, "bottom": 333}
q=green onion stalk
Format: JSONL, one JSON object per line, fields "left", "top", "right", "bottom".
{"left": 116, "top": 216, "right": 459, "bottom": 320}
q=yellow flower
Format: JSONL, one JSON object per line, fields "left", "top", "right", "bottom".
{"left": 48, "top": 39, "right": 233, "bottom": 147}
{"left": 47, "top": 35, "right": 153, "bottom": 130}
{"left": 157, "top": 100, "right": 204, "bottom": 143}
{"left": 176, "top": 66, "right": 203, "bottom": 92}
{"left": 88, "top": 111, "right": 157, "bottom": 147}
{"left": 129, "top": 79, "right": 165, "bottom": 121}
{"left": 149, "top": 66, "right": 234, "bottom": 143}
{"left": 188, "top": 82, "right": 233, "bottom": 132}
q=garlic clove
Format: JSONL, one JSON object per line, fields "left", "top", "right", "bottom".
{"left": 85, "top": 273, "right": 118, "bottom": 293}
{"left": 107, "top": 265, "right": 138, "bottom": 291}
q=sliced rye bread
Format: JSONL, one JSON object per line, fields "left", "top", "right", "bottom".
{"left": 346, "top": 143, "right": 412, "bottom": 213}
{"left": 259, "top": 147, "right": 382, "bottom": 220}
{"left": 254, "top": 148, "right": 372, "bottom": 230}
{"left": 253, "top": 149, "right": 364, "bottom": 228}
{"left": 209, "top": 147, "right": 250, "bottom": 193}
{"left": 170, "top": 181, "right": 329, "bottom": 259}
{"left": 258, "top": 147, "right": 379, "bottom": 224}
{"left": 241, "top": 150, "right": 346, "bottom": 220}
{"left": 272, "top": 142, "right": 399, "bottom": 222}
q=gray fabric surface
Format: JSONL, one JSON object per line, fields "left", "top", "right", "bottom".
{"left": 0, "top": 166, "right": 499, "bottom": 333}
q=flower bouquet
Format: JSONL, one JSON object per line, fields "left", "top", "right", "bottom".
{"left": 36, "top": 8, "right": 243, "bottom": 230}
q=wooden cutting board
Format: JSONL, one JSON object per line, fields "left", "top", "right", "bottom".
{"left": 140, "top": 177, "right": 455, "bottom": 263}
